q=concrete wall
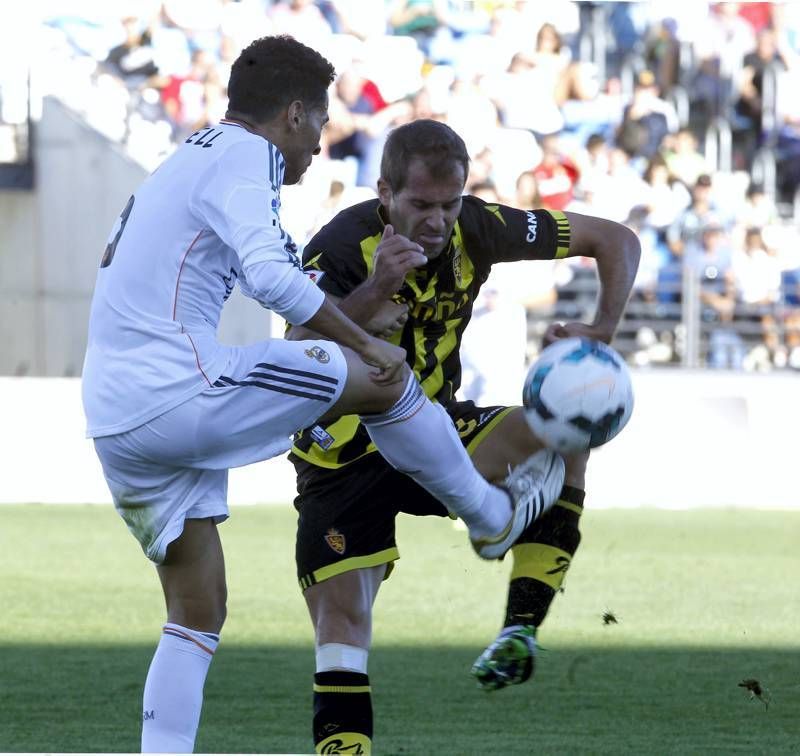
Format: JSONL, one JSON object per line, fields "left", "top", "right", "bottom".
{"left": 2, "top": 370, "right": 797, "bottom": 509}
{"left": 0, "top": 97, "right": 271, "bottom": 377}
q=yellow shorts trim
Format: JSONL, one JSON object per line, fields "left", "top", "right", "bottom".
{"left": 465, "top": 406, "right": 516, "bottom": 455}
{"left": 510, "top": 543, "right": 572, "bottom": 589}
{"left": 300, "top": 547, "right": 399, "bottom": 592}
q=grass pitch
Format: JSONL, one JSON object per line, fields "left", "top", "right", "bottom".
{"left": 1, "top": 504, "right": 798, "bottom": 754}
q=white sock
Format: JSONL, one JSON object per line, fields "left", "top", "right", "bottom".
{"left": 141, "top": 623, "right": 219, "bottom": 754}
{"left": 361, "top": 374, "right": 511, "bottom": 539}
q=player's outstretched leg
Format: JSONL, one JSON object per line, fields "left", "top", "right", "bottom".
{"left": 358, "top": 373, "right": 564, "bottom": 559}
{"left": 472, "top": 486, "right": 584, "bottom": 691}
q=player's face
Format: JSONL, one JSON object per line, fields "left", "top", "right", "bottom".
{"left": 379, "top": 158, "right": 465, "bottom": 259}
{"left": 281, "top": 96, "right": 329, "bottom": 185}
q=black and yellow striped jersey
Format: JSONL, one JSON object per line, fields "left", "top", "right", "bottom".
{"left": 290, "top": 195, "right": 570, "bottom": 472}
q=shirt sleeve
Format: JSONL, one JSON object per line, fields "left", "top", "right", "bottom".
{"left": 192, "top": 139, "right": 324, "bottom": 325}
{"left": 459, "top": 196, "right": 571, "bottom": 264}
{"left": 301, "top": 218, "right": 369, "bottom": 298}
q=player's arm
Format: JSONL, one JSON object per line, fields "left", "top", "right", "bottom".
{"left": 557, "top": 211, "right": 641, "bottom": 344}
{"left": 467, "top": 198, "right": 640, "bottom": 344}
{"left": 287, "top": 223, "right": 424, "bottom": 340}
{"left": 194, "top": 143, "right": 406, "bottom": 383}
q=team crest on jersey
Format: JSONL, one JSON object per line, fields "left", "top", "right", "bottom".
{"left": 324, "top": 528, "right": 346, "bottom": 554}
{"left": 304, "top": 346, "right": 330, "bottom": 363}
{"left": 305, "top": 269, "right": 325, "bottom": 286}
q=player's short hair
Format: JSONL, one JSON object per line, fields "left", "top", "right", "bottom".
{"left": 381, "top": 119, "right": 469, "bottom": 192}
{"left": 227, "top": 35, "right": 335, "bottom": 122}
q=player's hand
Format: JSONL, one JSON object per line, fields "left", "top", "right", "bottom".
{"left": 371, "top": 224, "right": 427, "bottom": 298}
{"left": 358, "top": 336, "right": 407, "bottom": 385}
{"left": 542, "top": 321, "right": 613, "bottom": 347}
{"left": 365, "top": 301, "right": 409, "bottom": 339}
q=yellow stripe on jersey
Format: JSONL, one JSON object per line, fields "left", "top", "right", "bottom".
{"left": 510, "top": 543, "right": 572, "bottom": 589}
{"left": 419, "top": 318, "right": 463, "bottom": 399}
{"left": 549, "top": 210, "right": 571, "bottom": 259}
{"left": 359, "top": 233, "right": 380, "bottom": 278}
{"left": 305, "top": 252, "right": 324, "bottom": 270}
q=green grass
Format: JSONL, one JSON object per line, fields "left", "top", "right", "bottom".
{"left": 1, "top": 504, "right": 799, "bottom": 754}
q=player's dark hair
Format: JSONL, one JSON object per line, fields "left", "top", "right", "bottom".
{"left": 381, "top": 119, "right": 469, "bottom": 192}
{"left": 227, "top": 35, "right": 335, "bottom": 121}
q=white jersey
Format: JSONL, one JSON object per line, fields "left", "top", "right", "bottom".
{"left": 82, "top": 121, "right": 325, "bottom": 437}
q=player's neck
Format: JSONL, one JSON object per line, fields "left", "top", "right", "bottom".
{"left": 223, "top": 111, "right": 286, "bottom": 157}
{"left": 223, "top": 112, "right": 262, "bottom": 135}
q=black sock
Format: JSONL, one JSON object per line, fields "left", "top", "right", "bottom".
{"left": 313, "top": 670, "right": 372, "bottom": 754}
{"left": 504, "top": 485, "right": 584, "bottom": 628}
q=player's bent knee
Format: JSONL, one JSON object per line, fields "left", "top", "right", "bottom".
{"left": 323, "top": 351, "right": 410, "bottom": 419}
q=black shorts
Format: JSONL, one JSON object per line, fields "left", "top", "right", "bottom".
{"left": 292, "top": 401, "right": 515, "bottom": 591}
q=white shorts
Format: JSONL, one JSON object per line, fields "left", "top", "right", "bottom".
{"left": 94, "top": 338, "right": 347, "bottom": 564}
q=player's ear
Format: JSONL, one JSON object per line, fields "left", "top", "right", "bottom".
{"left": 377, "top": 177, "right": 392, "bottom": 207}
{"left": 287, "top": 100, "right": 305, "bottom": 131}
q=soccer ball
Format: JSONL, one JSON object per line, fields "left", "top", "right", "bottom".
{"left": 522, "top": 337, "right": 634, "bottom": 454}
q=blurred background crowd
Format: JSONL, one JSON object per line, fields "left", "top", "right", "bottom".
{"left": 7, "top": 0, "right": 800, "bottom": 382}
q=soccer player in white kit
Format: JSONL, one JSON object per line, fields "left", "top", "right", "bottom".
{"left": 82, "top": 35, "right": 564, "bottom": 752}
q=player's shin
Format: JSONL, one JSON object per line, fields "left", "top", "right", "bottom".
{"left": 504, "top": 485, "right": 584, "bottom": 628}
{"left": 313, "top": 644, "right": 372, "bottom": 754}
{"left": 359, "top": 374, "right": 510, "bottom": 541}
{"left": 141, "top": 623, "right": 219, "bottom": 753}
{"left": 471, "top": 486, "right": 584, "bottom": 690}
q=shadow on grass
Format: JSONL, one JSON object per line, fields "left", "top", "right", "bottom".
{"left": 0, "top": 644, "right": 798, "bottom": 754}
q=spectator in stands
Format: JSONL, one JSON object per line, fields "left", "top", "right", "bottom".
{"left": 736, "top": 27, "right": 787, "bottom": 130}
{"left": 687, "top": 223, "right": 742, "bottom": 368}
{"left": 489, "top": 51, "right": 563, "bottom": 138}
{"left": 388, "top": 0, "right": 451, "bottom": 62}
{"left": 580, "top": 145, "right": 648, "bottom": 223}
{"left": 780, "top": 266, "right": 800, "bottom": 368}
{"left": 106, "top": 16, "right": 159, "bottom": 84}
{"left": 644, "top": 17, "right": 681, "bottom": 93}
{"left": 625, "top": 204, "right": 669, "bottom": 305}
{"left": 326, "top": 64, "right": 392, "bottom": 187}
{"left": 667, "top": 173, "right": 723, "bottom": 257}
{"left": 158, "top": 48, "right": 223, "bottom": 138}
{"left": 641, "top": 154, "right": 691, "bottom": 235}
{"left": 663, "top": 127, "right": 709, "bottom": 187}
{"left": 269, "top": 0, "right": 333, "bottom": 50}
{"left": 735, "top": 27, "right": 788, "bottom": 162}
{"left": 574, "top": 132, "right": 609, "bottom": 192}
{"left": 514, "top": 170, "right": 544, "bottom": 211}
{"left": 532, "top": 133, "right": 579, "bottom": 211}
{"left": 739, "top": 182, "right": 780, "bottom": 229}
{"left": 732, "top": 227, "right": 782, "bottom": 367}
{"left": 617, "top": 69, "right": 678, "bottom": 161}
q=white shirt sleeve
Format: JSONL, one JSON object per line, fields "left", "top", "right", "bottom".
{"left": 192, "top": 139, "right": 325, "bottom": 325}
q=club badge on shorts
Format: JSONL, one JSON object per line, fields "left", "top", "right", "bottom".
{"left": 324, "top": 528, "right": 346, "bottom": 554}
{"left": 304, "top": 345, "right": 330, "bottom": 363}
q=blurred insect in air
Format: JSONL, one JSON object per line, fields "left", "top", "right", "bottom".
{"left": 602, "top": 610, "right": 618, "bottom": 626}
{"left": 738, "top": 678, "right": 771, "bottom": 710}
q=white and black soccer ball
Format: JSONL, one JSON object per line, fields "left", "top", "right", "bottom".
{"left": 522, "top": 337, "right": 634, "bottom": 454}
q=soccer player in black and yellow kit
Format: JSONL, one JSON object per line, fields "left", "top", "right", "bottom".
{"left": 287, "top": 119, "right": 640, "bottom": 754}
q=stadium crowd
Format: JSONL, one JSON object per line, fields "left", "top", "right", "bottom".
{"left": 39, "top": 0, "right": 800, "bottom": 371}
